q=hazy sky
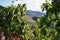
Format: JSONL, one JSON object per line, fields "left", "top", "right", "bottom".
{"left": 0, "top": 0, "right": 12, "bottom": 7}
{"left": 0, "top": 0, "right": 46, "bottom": 12}
{"left": 13, "top": 0, "right": 46, "bottom": 12}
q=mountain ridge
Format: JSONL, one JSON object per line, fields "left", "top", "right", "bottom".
{"left": 26, "top": 10, "right": 46, "bottom": 17}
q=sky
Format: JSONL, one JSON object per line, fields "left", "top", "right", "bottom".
{"left": 0, "top": 0, "right": 46, "bottom": 12}
{"left": 0, "top": 0, "right": 12, "bottom": 7}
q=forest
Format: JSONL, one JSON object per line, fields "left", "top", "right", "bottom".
{"left": 0, "top": 0, "right": 60, "bottom": 40}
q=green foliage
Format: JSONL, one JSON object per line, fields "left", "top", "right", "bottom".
{"left": 0, "top": 4, "right": 33, "bottom": 40}
{"left": 0, "top": 0, "right": 60, "bottom": 40}
{"left": 35, "top": 0, "right": 60, "bottom": 40}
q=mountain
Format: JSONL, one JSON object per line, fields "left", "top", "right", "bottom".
{"left": 26, "top": 10, "right": 46, "bottom": 17}
{"left": 0, "top": 5, "right": 5, "bottom": 10}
